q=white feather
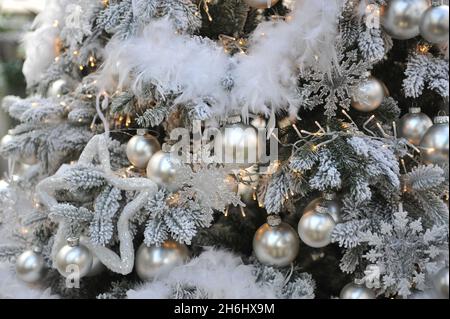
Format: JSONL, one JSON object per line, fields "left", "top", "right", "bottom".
{"left": 127, "top": 249, "right": 278, "bottom": 299}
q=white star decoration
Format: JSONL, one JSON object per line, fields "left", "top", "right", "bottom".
{"left": 36, "top": 134, "right": 158, "bottom": 275}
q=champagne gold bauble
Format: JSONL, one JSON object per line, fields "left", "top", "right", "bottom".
{"left": 398, "top": 107, "right": 433, "bottom": 146}
{"left": 340, "top": 283, "right": 376, "bottom": 299}
{"left": 126, "top": 130, "right": 161, "bottom": 169}
{"left": 253, "top": 215, "right": 300, "bottom": 267}
{"left": 351, "top": 77, "right": 385, "bottom": 112}
{"left": 381, "top": 0, "right": 430, "bottom": 40}
{"left": 420, "top": 5, "right": 449, "bottom": 44}
{"left": 55, "top": 238, "right": 93, "bottom": 278}
{"left": 303, "top": 192, "right": 343, "bottom": 224}
{"left": 420, "top": 116, "right": 449, "bottom": 166}
{"left": 15, "top": 247, "right": 46, "bottom": 283}
{"left": 298, "top": 210, "right": 336, "bottom": 248}
{"left": 135, "top": 240, "right": 189, "bottom": 281}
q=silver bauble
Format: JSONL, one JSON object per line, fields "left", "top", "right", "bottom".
{"left": 340, "top": 283, "right": 376, "bottom": 299}
{"left": 135, "top": 240, "right": 189, "bottom": 281}
{"left": 253, "top": 215, "right": 300, "bottom": 267}
{"left": 303, "top": 193, "right": 343, "bottom": 224}
{"left": 398, "top": 107, "right": 433, "bottom": 146}
{"left": 298, "top": 210, "right": 336, "bottom": 248}
{"left": 381, "top": 0, "right": 430, "bottom": 40}
{"left": 15, "top": 247, "right": 46, "bottom": 283}
{"left": 244, "top": 0, "right": 279, "bottom": 9}
{"left": 351, "top": 77, "right": 385, "bottom": 112}
{"left": 126, "top": 131, "right": 161, "bottom": 169}
{"left": 420, "top": 5, "right": 449, "bottom": 44}
{"left": 214, "top": 121, "right": 261, "bottom": 167}
{"left": 55, "top": 238, "right": 93, "bottom": 278}
{"left": 47, "top": 79, "right": 68, "bottom": 97}
{"left": 0, "top": 134, "right": 13, "bottom": 148}
{"left": 434, "top": 267, "right": 449, "bottom": 298}
{"left": 146, "top": 151, "right": 181, "bottom": 190}
{"left": 420, "top": 116, "right": 449, "bottom": 166}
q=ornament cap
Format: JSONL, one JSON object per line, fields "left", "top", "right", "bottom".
{"left": 267, "top": 214, "right": 282, "bottom": 227}
{"left": 409, "top": 107, "right": 422, "bottom": 114}
{"left": 67, "top": 237, "right": 80, "bottom": 247}
{"left": 32, "top": 246, "right": 43, "bottom": 254}
{"left": 434, "top": 116, "right": 449, "bottom": 124}
{"left": 323, "top": 192, "right": 337, "bottom": 201}
{"left": 136, "top": 128, "right": 148, "bottom": 136}
{"left": 227, "top": 114, "right": 242, "bottom": 124}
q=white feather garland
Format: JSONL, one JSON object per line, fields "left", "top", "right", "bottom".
{"left": 0, "top": 263, "right": 59, "bottom": 299}
{"left": 98, "top": 0, "right": 345, "bottom": 118}
{"left": 127, "top": 249, "right": 278, "bottom": 299}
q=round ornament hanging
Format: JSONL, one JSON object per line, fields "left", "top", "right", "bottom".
{"left": 244, "top": 0, "right": 280, "bottom": 9}
{"left": 381, "top": 0, "right": 430, "bottom": 40}
{"left": 253, "top": 215, "right": 300, "bottom": 267}
{"left": 303, "top": 192, "right": 342, "bottom": 224}
{"left": 340, "top": 283, "right": 376, "bottom": 299}
{"left": 15, "top": 247, "right": 46, "bottom": 283}
{"left": 55, "top": 238, "right": 93, "bottom": 278}
{"left": 420, "top": 115, "right": 449, "bottom": 166}
{"left": 351, "top": 76, "right": 385, "bottom": 113}
{"left": 298, "top": 204, "right": 336, "bottom": 248}
{"left": 398, "top": 107, "right": 433, "bottom": 146}
{"left": 214, "top": 116, "right": 261, "bottom": 168}
{"left": 135, "top": 240, "right": 190, "bottom": 281}
{"left": 146, "top": 151, "right": 181, "bottom": 190}
{"left": 420, "top": 5, "right": 449, "bottom": 44}
{"left": 126, "top": 129, "right": 161, "bottom": 169}
{"left": 47, "top": 79, "right": 68, "bottom": 98}
{"left": 433, "top": 267, "right": 449, "bottom": 299}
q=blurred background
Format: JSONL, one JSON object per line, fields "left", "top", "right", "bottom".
{"left": 0, "top": 0, "right": 44, "bottom": 175}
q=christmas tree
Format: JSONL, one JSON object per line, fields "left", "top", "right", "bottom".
{"left": 0, "top": 0, "right": 448, "bottom": 300}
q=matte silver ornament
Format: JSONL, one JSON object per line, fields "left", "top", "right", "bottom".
{"left": 244, "top": 0, "right": 279, "bottom": 9}
{"left": 146, "top": 151, "right": 181, "bottom": 190}
{"left": 15, "top": 247, "right": 46, "bottom": 283}
{"left": 47, "top": 79, "right": 68, "bottom": 97}
{"left": 126, "top": 130, "right": 161, "bottom": 169}
{"left": 398, "top": 107, "right": 433, "bottom": 146}
{"left": 135, "top": 240, "right": 189, "bottom": 281}
{"left": 303, "top": 193, "right": 343, "bottom": 224}
{"left": 351, "top": 77, "right": 385, "bottom": 112}
{"left": 381, "top": 0, "right": 430, "bottom": 40}
{"left": 298, "top": 210, "right": 336, "bottom": 248}
{"left": 434, "top": 267, "right": 449, "bottom": 298}
{"left": 214, "top": 120, "right": 261, "bottom": 167}
{"left": 420, "top": 5, "right": 449, "bottom": 44}
{"left": 55, "top": 238, "right": 93, "bottom": 278}
{"left": 340, "top": 283, "right": 376, "bottom": 299}
{"left": 253, "top": 215, "right": 300, "bottom": 267}
{"left": 420, "top": 116, "right": 449, "bottom": 166}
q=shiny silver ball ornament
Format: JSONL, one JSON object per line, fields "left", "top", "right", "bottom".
{"left": 253, "top": 215, "right": 300, "bottom": 267}
{"left": 351, "top": 77, "right": 385, "bottom": 112}
{"left": 398, "top": 107, "right": 433, "bottom": 146}
{"left": 298, "top": 209, "right": 336, "bottom": 248}
{"left": 420, "top": 116, "right": 449, "bottom": 166}
{"left": 55, "top": 238, "right": 93, "bottom": 278}
{"left": 214, "top": 117, "right": 261, "bottom": 167}
{"left": 381, "top": 0, "right": 430, "bottom": 40}
{"left": 135, "top": 240, "right": 190, "bottom": 281}
{"left": 0, "top": 134, "right": 13, "bottom": 148}
{"left": 15, "top": 247, "right": 46, "bottom": 283}
{"left": 340, "top": 283, "right": 376, "bottom": 299}
{"left": 303, "top": 192, "right": 343, "bottom": 224}
{"left": 146, "top": 151, "right": 181, "bottom": 190}
{"left": 434, "top": 267, "right": 449, "bottom": 298}
{"left": 420, "top": 5, "right": 449, "bottom": 44}
{"left": 126, "top": 130, "right": 161, "bottom": 169}
{"left": 47, "top": 79, "right": 68, "bottom": 97}
{"left": 244, "top": 0, "right": 279, "bottom": 9}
